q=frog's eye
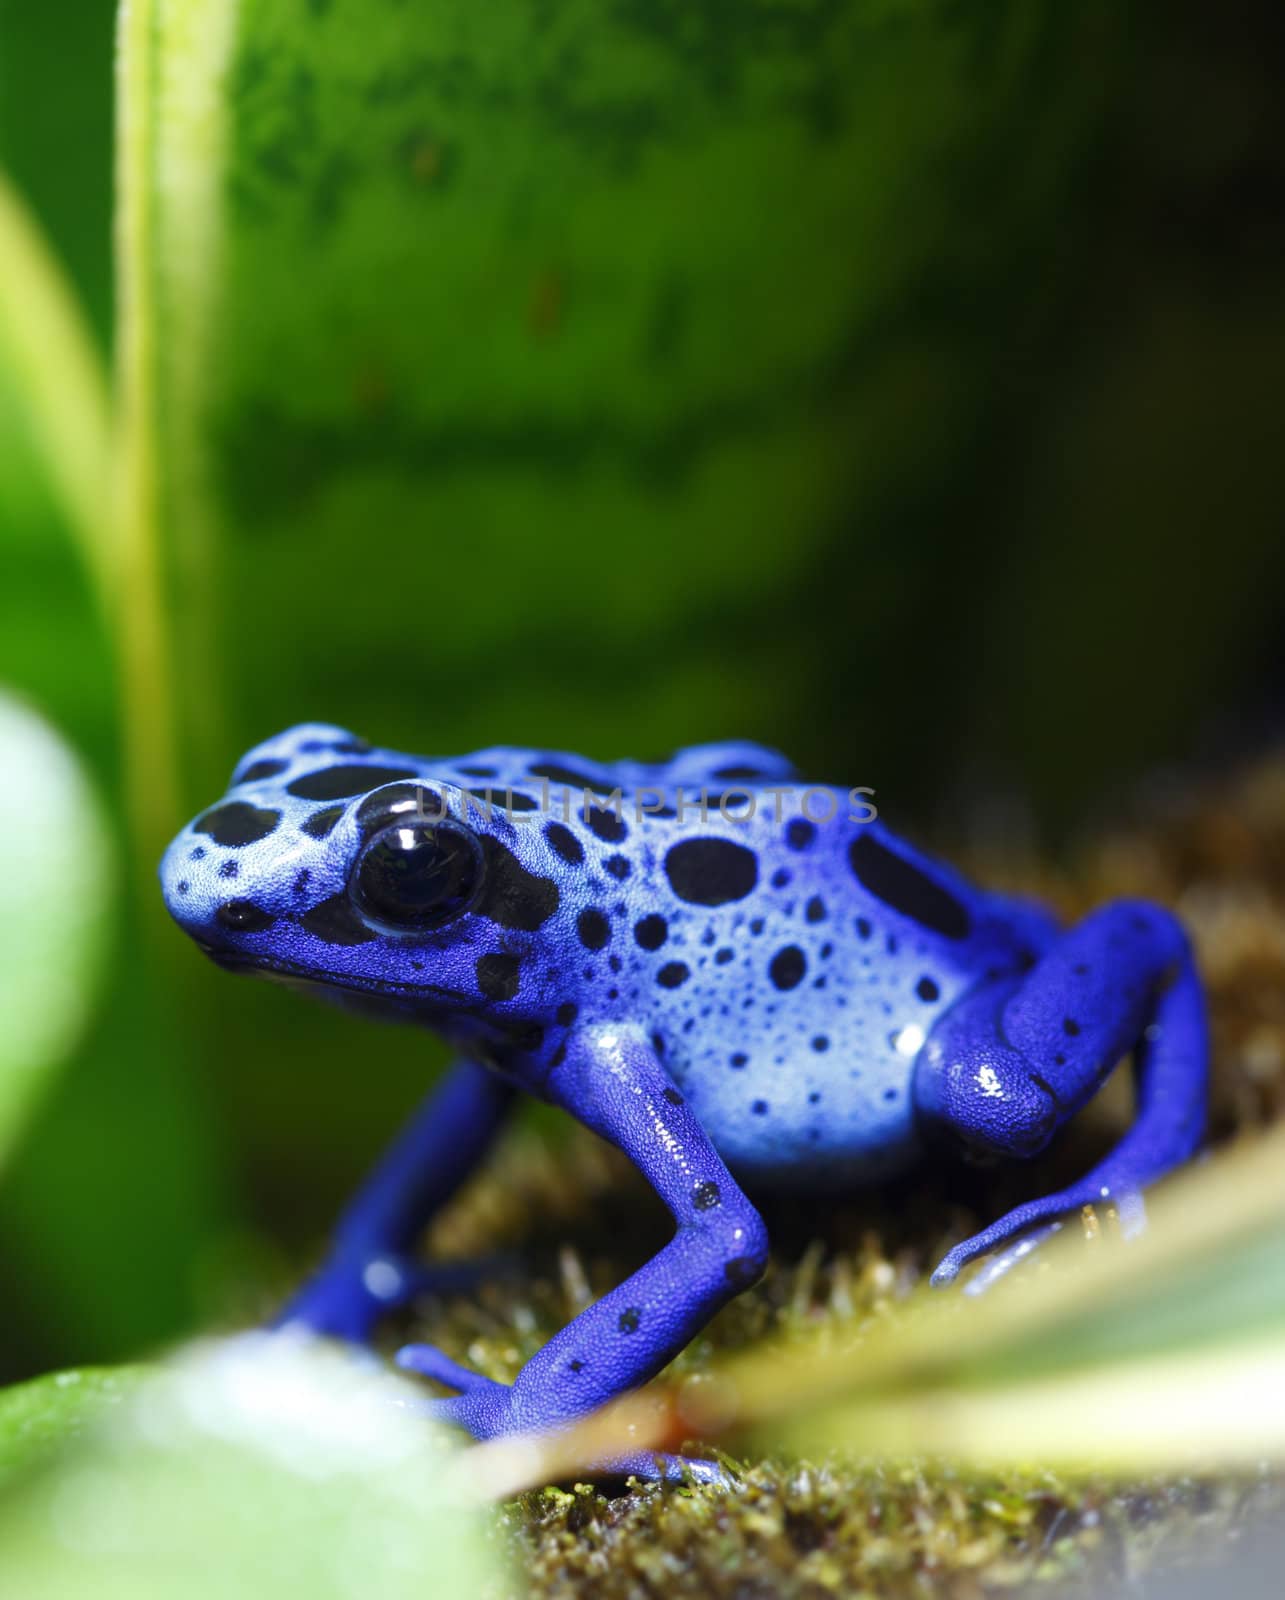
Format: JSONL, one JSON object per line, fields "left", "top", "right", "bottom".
{"left": 351, "top": 819, "right": 483, "bottom": 930}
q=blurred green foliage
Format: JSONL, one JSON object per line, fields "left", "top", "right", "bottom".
{"left": 0, "top": 1341, "right": 500, "bottom": 1598}
{"left": 0, "top": 693, "right": 111, "bottom": 1168}
{"left": 0, "top": 0, "right": 1283, "bottom": 1411}
{"left": 0, "top": 0, "right": 115, "bottom": 340}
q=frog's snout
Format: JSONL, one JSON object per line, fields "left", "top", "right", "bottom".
{"left": 158, "top": 834, "right": 193, "bottom": 921}
{"left": 158, "top": 828, "right": 276, "bottom": 959}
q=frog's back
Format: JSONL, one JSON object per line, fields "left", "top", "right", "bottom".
{"left": 575, "top": 771, "right": 1031, "bottom": 1188}
{"left": 455, "top": 740, "right": 1037, "bottom": 1189}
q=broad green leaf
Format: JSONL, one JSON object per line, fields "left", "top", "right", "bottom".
{"left": 0, "top": 1337, "right": 503, "bottom": 1599}
{"left": 0, "top": 692, "right": 112, "bottom": 1170}
{"left": 122, "top": 0, "right": 1124, "bottom": 809}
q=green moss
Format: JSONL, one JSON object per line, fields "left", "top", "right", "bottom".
{"left": 393, "top": 753, "right": 1285, "bottom": 1597}
{"left": 506, "top": 1467, "right": 1282, "bottom": 1599}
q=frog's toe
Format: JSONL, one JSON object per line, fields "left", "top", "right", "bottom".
{"left": 394, "top": 1342, "right": 502, "bottom": 1394}
{"left": 931, "top": 1185, "right": 1150, "bottom": 1293}
{"left": 936, "top": 1220, "right": 1067, "bottom": 1294}
{"left": 592, "top": 1451, "right": 737, "bottom": 1488}
{"left": 930, "top": 1215, "right": 1062, "bottom": 1289}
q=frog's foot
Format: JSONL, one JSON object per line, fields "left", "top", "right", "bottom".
{"left": 394, "top": 1342, "right": 733, "bottom": 1486}
{"left": 274, "top": 1251, "right": 513, "bottom": 1345}
{"left": 931, "top": 1185, "right": 1147, "bottom": 1294}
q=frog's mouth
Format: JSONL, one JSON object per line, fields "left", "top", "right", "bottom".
{"left": 194, "top": 942, "right": 471, "bottom": 1003}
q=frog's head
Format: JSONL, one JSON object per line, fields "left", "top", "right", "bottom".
{"left": 159, "top": 724, "right": 564, "bottom": 1041}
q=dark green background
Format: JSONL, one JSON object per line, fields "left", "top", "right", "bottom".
{"left": 1, "top": 0, "right": 1283, "bottom": 1381}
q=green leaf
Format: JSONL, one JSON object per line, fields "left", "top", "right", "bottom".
{"left": 0, "top": 692, "right": 112, "bottom": 1170}
{"left": 0, "top": 1367, "right": 149, "bottom": 1491}
{"left": 120, "top": 0, "right": 1122, "bottom": 804}
{"left": 0, "top": 1338, "right": 503, "bottom": 1599}
{"left": 0, "top": 168, "right": 112, "bottom": 598}
{"left": 0, "top": 155, "right": 116, "bottom": 774}
{"left": 770, "top": 1337, "right": 1285, "bottom": 1474}
{"left": 744, "top": 1125, "right": 1285, "bottom": 1471}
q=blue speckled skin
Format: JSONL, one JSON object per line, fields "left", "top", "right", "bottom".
{"left": 161, "top": 724, "right": 1208, "bottom": 1474}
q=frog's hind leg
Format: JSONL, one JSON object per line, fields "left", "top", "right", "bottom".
{"left": 274, "top": 1058, "right": 516, "bottom": 1342}
{"left": 918, "top": 900, "right": 1208, "bottom": 1291}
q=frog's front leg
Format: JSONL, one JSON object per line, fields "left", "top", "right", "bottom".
{"left": 396, "top": 1025, "right": 768, "bottom": 1478}
{"left": 917, "top": 900, "right": 1208, "bottom": 1291}
{"left": 275, "top": 1058, "right": 515, "bottom": 1343}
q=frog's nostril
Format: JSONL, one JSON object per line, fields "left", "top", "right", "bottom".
{"left": 214, "top": 899, "right": 276, "bottom": 934}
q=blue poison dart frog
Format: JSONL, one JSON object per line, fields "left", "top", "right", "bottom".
{"left": 161, "top": 726, "right": 1207, "bottom": 1480}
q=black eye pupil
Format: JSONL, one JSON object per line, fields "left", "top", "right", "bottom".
{"left": 353, "top": 822, "right": 481, "bottom": 928}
